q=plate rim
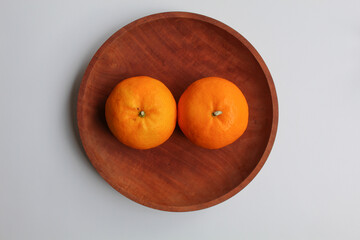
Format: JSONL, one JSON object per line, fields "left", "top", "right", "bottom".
{"left": 77, "top": 11, "right": 279, "bottom": 212}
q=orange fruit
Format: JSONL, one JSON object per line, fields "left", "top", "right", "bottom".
{"left": 105, "top": 76, "right": 177, "bottom": 149}
{"left": 178, "top": 77, "right": 249, "bottom": 149}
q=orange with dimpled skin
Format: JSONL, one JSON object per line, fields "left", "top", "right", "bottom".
{"left": 178, "top": 77, "right": 249, "bottom": 149}
{"left": 105, "top": 76, "right": 177, "bottom": 149}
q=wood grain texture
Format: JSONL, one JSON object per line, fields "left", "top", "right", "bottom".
{"left": 77, "top": 12, "right": 278, "bottom": 212}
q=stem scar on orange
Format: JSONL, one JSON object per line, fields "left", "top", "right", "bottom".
{"left": 105, "top": 76, "right": 177, "bottom": 149}
{"left": 178, "top": 77, "right": 249, "bottom": 149}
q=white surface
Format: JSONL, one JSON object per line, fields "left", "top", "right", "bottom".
{"left": 1, "top": 0, "right": 360, "bottom": 239}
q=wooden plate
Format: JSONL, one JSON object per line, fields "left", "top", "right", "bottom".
{"left": 77, "top": 12, "right": 278, "bottom": 212}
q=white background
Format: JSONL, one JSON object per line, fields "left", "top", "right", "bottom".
{"left": 1, "top": 0, "right": 360, "bottom": 239}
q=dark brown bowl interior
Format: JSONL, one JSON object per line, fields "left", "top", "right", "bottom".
{"left": 77, "top": 12, "right": 278, "bottom": 212}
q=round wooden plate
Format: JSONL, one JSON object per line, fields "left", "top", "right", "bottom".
{"left": 77, "top": 12, "right": 278, "bottom": 212}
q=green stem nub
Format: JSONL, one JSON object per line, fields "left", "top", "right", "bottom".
{"left": 139, "top": 110, "right": 146, "bottom": 118}
{"left": 212, "top": 110, "right": 223, "bottom": 117}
